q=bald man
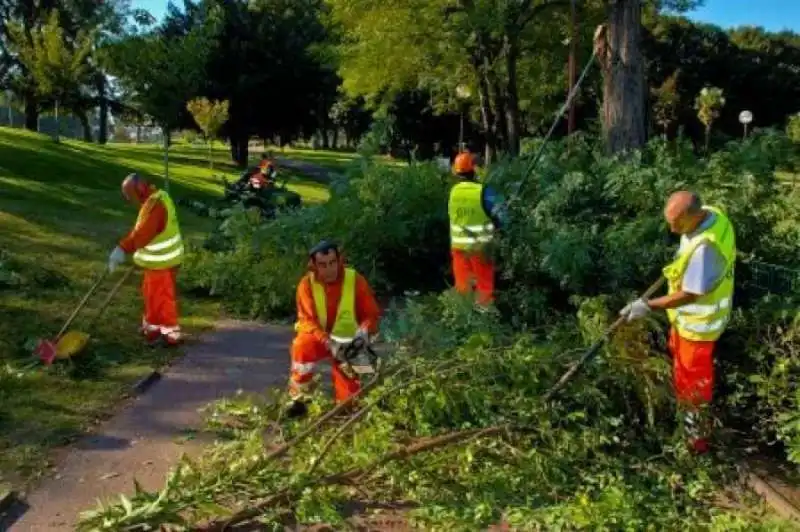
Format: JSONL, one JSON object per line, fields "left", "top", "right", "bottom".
{"left": 108, "top": 173, "right": 185, "bottom": 347}
{"left": 620, "top": 191, "right": 736, "bottom": 454}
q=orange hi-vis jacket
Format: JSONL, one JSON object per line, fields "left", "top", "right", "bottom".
{"left": 295, "top": 266, "right": 381, "bottom": 343}
{"left": 119, "top": 188, "right": 167, "bottom": 254}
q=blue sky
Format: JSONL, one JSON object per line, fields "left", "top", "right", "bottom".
{"left": 132, "top": 0, "right": 800, "bottom": 33}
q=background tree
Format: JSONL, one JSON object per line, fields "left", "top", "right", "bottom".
{"left": 6, "top": 9, "right": 93, "bottom": 142}
{"left": 104, "top": 8, "right": 220, "bottom": 185}
{"left": 186, "top": 96, "right": 230, "bottom": 172}
{"left": 650, "top": 69, "right": 679, "bottom": 139}
{"left": 789, "top": 113, "right": 800, "bottom": 144}
{"left": 694, "top": 85, "right": 725, "bottom": 153}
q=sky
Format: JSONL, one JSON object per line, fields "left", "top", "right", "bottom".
{"left": 132, "top": 0, "right": 800, "bottom": 33}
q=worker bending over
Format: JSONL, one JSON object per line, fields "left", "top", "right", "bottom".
{"left": 108, "top": 174, "right": 185, "bottom": 347}
{"left": 448, "top": 151, "right": 505, "bottom": 305}
{"left": 621, "top": 191, "right": 736, "bottom": 454}
{"left": 287, "top": 240, "right": 381, "bottom": 418}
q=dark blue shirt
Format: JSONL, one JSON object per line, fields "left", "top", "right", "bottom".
{"left": 481, "top": 184, "right": 508, "bottom": 229}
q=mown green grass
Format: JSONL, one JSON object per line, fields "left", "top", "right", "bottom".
{"left": 0, "top": 128, "right": 330, "bottom": 487}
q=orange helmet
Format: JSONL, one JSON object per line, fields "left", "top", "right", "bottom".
{"left": 453, "top": 152, "right": 476, "bottom": 174}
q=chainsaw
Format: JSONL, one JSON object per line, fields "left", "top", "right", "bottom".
{"left": 331, "top": 336, "right": 380, "bottom": 380}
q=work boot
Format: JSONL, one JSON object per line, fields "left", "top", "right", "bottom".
{"left": 285, "top": 399, "right": 308, "bottom": 419}
{"left": 144, "top": 330, "right": 163, "bottom": 348}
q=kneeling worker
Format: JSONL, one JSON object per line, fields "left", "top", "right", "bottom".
{"left": 620, "top": 191, "right": 736, "bottom": 454}
{"left": 287, "top": 240, "right": 381, "bottom": 417}
{"left": 108, "top": 173, "right": 185, "bottom": 347}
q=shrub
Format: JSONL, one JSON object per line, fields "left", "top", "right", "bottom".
{"left": 181, "top": 157, "right": 451, "bottom": 318}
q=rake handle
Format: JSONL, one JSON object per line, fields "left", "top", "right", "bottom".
{"left": 542, "top": 277, "right": 666, "bottom": 402}
{"left": 84, "top": 267, "right": 135, "bottom": 331}
{"left": 55, "top": 269, "right": 109, "bottom": 340}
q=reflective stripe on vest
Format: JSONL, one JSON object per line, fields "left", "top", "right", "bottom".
{"left": 662, "top": 206, "right": 736, "bottom": 342}
{"left": 133, "top": 189, "right": 184, "bottom": 270}
{"left": 448, "top": 181, "right": 494, "bottom": 251}
{"left": 307, "top": 268, "right": 358, "bottom": 342}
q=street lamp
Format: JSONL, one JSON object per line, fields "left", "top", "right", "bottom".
{"left": 455, "top": 85, "right": 471, "bottom": 152}
{"left": 738, "top": 110, "right": 753, "bottom": 139}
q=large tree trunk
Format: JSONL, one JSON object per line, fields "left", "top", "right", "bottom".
{"left": 488, "top": 71, "right": 509, "bottom": 155}
{"left": 229, "top": 129, "right": 249, "bottom": 168}
{"left": 24, "top": 94, "right": 38, "bottom": 131}
{"left": 600, "top": 0, "right": 647, "bottom": 154}
{"left": 504, "top": 37, "right": 522, "bottom": 156}
{"left": 78, "top": 111, "right": 93, "bottom": 142}
{"left": 97, "top": 74, "right": 108, "bottom": 144}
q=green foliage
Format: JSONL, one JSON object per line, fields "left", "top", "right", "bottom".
{"left": 77, "top": 291, "right": 797, "bottom": 530}
{"left": 186, "top": 96, "right": 230, "bottom": 170}
{"left": 7, "top": 10, "right": 94, "bottom": 102}
{"left": 788, "top": 113, "right": 800, "bottom": 144}
{"left": 181, "top": 158, "right": 451, "bottom": 318}
{"left": 186, "top": 97, "right": 229, "bottom": 140}
{"left": 104, "top": 13, "right": 221, "bottom": 131}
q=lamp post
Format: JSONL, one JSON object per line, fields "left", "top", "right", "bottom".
{"left": 455, "top": 84, "right": 471, "bottom": 152}
{"left": 738, "top": 110, "right": 753, "bottom": 139}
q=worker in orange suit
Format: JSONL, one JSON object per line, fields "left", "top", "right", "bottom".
{"left": 286, "top": 240, "right": 381, "bottom": 418}
{"left": 108, "top": 173, "right": 185, "bottom": 347}
{"left": 448, "top": 151, "right": 506, "bottom": 305}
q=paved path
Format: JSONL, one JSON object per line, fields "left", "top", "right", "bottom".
{"left": 5, "top": 321, "right": 294, "bottom": 531}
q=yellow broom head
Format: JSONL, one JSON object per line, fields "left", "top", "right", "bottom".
{"left": 55, "top": 331, "right": 91, "bottom": 359}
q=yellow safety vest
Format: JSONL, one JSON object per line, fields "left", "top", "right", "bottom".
{"left": 448, "top": 181, "right": 494, "bottom": 252}
{"left": 663, "top": 206, "right": 736, "bottom": 342}
{"left": 133, "top": 190, "right": 184, "bottom": 270}
{"left": 301, "top": 267, "right": 358, "bottom": 342}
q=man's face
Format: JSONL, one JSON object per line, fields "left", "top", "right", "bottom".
{"left": 664, "top": 207, "right": 697, "bottom": 235}
{"left": 313, "top": 249, "right": 340, "bottom": 283}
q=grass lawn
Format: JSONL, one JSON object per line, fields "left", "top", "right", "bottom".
{"left": 0, "top": 128, "right": 327, "bottom": 488}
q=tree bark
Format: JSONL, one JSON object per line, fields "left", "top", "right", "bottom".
{"left": 97, "top": 74, "right": 108, "bottom": 144}
{"left": 229, "top": 130, "right": 249, "bottom": 168}
{"left": 488, "top": 70, "right": 509, "bottom": 155}
{"left": 78, "top": 111, "right": 93, "bottom": 142}
{"left": 599, "top": 0, "right": 647, "bottom": 154}
{"left": 24, "top": 94, "right": 38, "bottom": 131}
{"left": 504, "top": 37, "right": 522, "bottom": 156}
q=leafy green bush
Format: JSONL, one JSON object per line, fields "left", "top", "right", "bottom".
{"left": 181, "top": 157, "right": 451, "bottom": 318}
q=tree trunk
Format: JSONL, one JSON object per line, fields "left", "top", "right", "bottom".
{"left": 488, "top": 72, "right": 509, "bottom": 155}
{"left": 163, "top": 127, "right": 171, "bottom": 190}
{"left": 54, "top": 99, "right": 60, "bottom": 143}
{"left": 229, "top": 130, "right": 249, "bottom": 167}
{"left": 504, "top": 37, "right": 522, "bottom": 156}
{"left": 600, "top": 0, "right": 647, "bottom": 154}
{"left": 78, "top": 111, "right": 93, "bottom": 142}
{"left": 97, "top": 74, "right": 108, "bottom": 144}
{"left": 331, "top": 128, "right": 339, "bottom": 150}
{"left": 24, "top": 93, "right": 38, "bottom": 131}
{"left": 474, "top": 64, "right": 497, "bottom": 164}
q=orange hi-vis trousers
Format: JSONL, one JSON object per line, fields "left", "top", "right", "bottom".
{"left": 289, "top": 332, "right": 361, "bottom": 403}
{"left": 669, "top": 329, "right": 715, "bottom": 451}
{"left": 141, "top": 268, "right": 181, "bottom": 344}
{"left": 451, "top": 249, "right": 495, "bottom": 305}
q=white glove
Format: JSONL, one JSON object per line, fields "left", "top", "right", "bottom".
{"left": 619, "top": 298, "right": 651, "bottom": 322}
{"left": 354, "top": 326, "right": 371, "bottom": 345}
{"left": 108, "top": 246, "right": 127, "bottom": 273}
